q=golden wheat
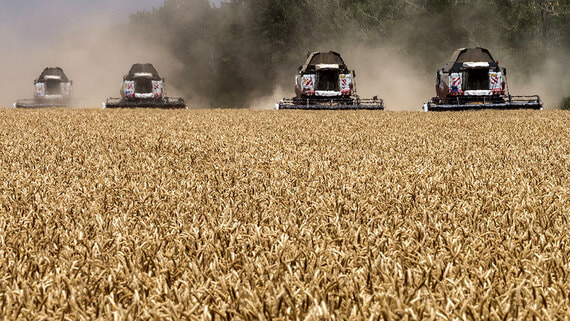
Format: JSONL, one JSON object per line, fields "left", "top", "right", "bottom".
{"left": 0, "top": 109, "right": 568, "bottom": 320}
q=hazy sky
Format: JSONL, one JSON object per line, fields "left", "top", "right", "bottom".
{"left": 0, "top": 0, "right": 227, "bottom": 45}
{"left": 0, "top": 0, "right": 225, "bottom": 107}
{"left": 1, "top": 0, "right": 165, "bottom": 20}
{"left": 0, "top": 0, "right": 166, "bottom": 46}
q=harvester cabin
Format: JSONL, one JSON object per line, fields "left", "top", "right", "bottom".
{"left": 37, "top": 68, "right": 70, "bottom": 95}
{"left": 445, "top": 48, "right": 499, "bottom": 93}
{"left": 126, "top": 64, "right": 161, "bottom": 94}
{"left": 302, "top": 52, "right": 347, "bottom": 92}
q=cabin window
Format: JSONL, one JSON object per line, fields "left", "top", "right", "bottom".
{"left": 463, "top": 69, "right": 489, "bottom": 91}
{"left": 134, "top": 78, "right": 153, "bottom": 94}
{"left": 316, "top": 70, "right": 340, "bottom": 91}
{"left": 45, "top": 79, "right": 62, "bottom": 95}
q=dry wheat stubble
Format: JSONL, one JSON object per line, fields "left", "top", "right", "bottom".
{"left": 0, "top": 109, "right": 568, "bottom": 320}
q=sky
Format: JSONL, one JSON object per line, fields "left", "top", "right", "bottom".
{"left": 0, "top": 0, "right": 166, "bottom": 45}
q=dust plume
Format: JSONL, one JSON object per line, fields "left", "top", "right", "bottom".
{"left": 53, "top": 26, "right": 184, "bottom": 108}
{"left": 507, "top": 51, "right": 570, "bottom": 109}
{"left": 252, "top": 44, "right": 569, "bottom": 112}
{"left": 3, "top": 0, "right": 568, "bottom": 110}
{"left": 344, "top": 46, "right": 434, "bottom": 111}
{"left": 348, "top": 44, "right": 570, "bottom": 111}
{"left": 249, "top": 46, "right": 434, "bottom": 111}
{"left": 0, "top": 22, "right": 38, "bottom": 108}
{"left": 0, "top": 1, "right": 183, "bottom": 108}
{"left": 249, "top": 87, "right": 287, "bottom": 110}
{"left": 225, "top": 0, "right": 570, "bottom": 111}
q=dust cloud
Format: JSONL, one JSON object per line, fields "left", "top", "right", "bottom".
{"left": 252, "top": 44, "right": 568, "bottom": 111}
{"left": 249, "top": 87, "right": 287, "bottom": 110}
{"left": 346, "top": 46, "right": 434, "bottom": 111}
{"left": 507, "top": 52, "right": 570, "bottom": 109}
{"left": 0, "top": 22, "right": 36, "bottom": 108}
{"left": 249, "top": 46, "right": 434, "bottom": 111}
{"left": 54, "top": 26, "right": 184, "bottom": 108}
{"left": 0, "top": 3, "right": 183, "bottom": 108}
{"left": 1, "top": 1, "right": 567, "bottom": 110}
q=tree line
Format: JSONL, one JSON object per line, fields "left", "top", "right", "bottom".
{"left": 129, "top": 0, "right": 569, "bottom": 108}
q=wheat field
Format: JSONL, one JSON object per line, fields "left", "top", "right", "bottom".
{"left": 0, "top": 109, "right": 568, "bottom": 320}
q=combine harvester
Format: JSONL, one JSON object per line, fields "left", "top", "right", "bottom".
{"left": 277, "top": 51, "right": 384, "bottom": 110}
{"left": 14, "top": 67, "right": 73, "bottom": 108}
{"left": 424, "top": 47, "right": 542, "bottom": 111}
{"left": 103, "top": 63, "right": 185, "bottom": 109}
